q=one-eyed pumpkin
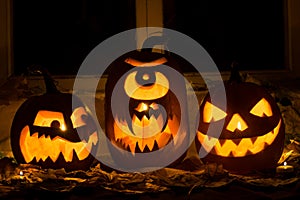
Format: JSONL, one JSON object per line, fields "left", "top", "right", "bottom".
{"left": 196, "top": 67, "right": 285, "bottom": 174}
{"left": 10, "top": 67, "right": 99, "bottom": 171}
{"left": 104, "top": 49, "right": 190, "bottom": 170}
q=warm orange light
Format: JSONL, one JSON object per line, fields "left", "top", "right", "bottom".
{"left": 34, "top": 110, "right": 67, "bottom": 130}
{"left": 226, "top": 113, "right": 248, "bottom": 132}
{"left": 71, "top": 107, "right": 88, "bottom": 128}
{"left": 113, "top": 115, "right": 179, "bottom": 153}
{"left": 60, "top": 124, "right": 66, "bottom": 131}
{"left": 142, "top": 74, "right": 150, "bottom": 80}
{"left": 19, "top": 125, "right": 98, "bottom": 163}
{"left": 197, "top": 119, "right": 281, "bottom": 157}
{"left": 124, "top": 71, "right": 169, "bottom": 100}
{"left": 203, "top": 102, "right": 227, "bottom": 123}
{"left": 124, "top": 57, "right": 167, "bottom": 67}
{"left": 237, "top": 121, "right": 242, "bottom": 131}
{"left": 250, "top": 98, "right": 273, "bottom": 117}
{"left": 135, "top": 102, "right": 149, "bottom": 112}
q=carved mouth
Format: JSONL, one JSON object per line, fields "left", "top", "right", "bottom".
{"left": 20, "top": 125, "right": 98, "bottom": 163}
{"left": 113, "top": 114, "right": 179, "bottom": 153}
{"left": 197, "top": 119, "right": 281, "bottom": 157}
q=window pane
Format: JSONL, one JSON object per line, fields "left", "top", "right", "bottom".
{"left": 164, "top": 0, "right": 285, "bottom": 72}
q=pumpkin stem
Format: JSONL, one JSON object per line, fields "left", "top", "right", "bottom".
{"left": 229, "top": 61, "right": 242, "bottom": 83}
{"left": 27, "top": 65, "right": 60, "bottom": 93}
{"left": 141, "top": 35, "right": 168, "bottom": 53}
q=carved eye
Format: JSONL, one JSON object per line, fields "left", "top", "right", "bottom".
{"left": 71, "top": 107, "right": 88, "bottom": 128}
{"left": 203, "top": 102, "right": 227, "bottom": 123}
{"left": 250, "top": 98, "right": 273, "bottom": 117}
{"left": 33, "top": 111, "right": 66, "bottom": 131}
{"left": 124, "top": 71, "right": 169, "bottom": 100}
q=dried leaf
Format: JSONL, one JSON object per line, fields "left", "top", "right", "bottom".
{"left": 245, "top": 177, "right": 299, "bottom": 187}
{"left": 63, "top": 177, "right": 86, "bottom": 183}
{"left": 278, "top": 150, "right": 294, "bottom": 164}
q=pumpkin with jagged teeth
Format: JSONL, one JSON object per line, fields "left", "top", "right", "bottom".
{"left": 104, "top": 49, "right": 189, "bottom": 169}
{"left": 113, "top": 100, "right": 179, "bottom": 153}
{"left": 10, "top": 67, "right": 99, "bottom": 171}
{"left": 196, "top": 69, "right": 285, "bottom": 174}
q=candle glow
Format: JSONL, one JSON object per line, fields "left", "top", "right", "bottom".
{"left": 237, "top": 121, "right": 242, "bottom": 131}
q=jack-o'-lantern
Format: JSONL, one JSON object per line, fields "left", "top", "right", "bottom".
{"left": 104, "top": 49, "right": 190, "bottom": 170}
{"left": 196, "top": 67, "right": 285, "bottom": 174}
{"left": 10, "top": 67, "right": 99, "bottom": 171}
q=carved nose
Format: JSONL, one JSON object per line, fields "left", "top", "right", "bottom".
{"left": 226, "top": 113, "right": 248, "bottom": 132}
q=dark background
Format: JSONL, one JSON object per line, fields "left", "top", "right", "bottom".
{"left": 13, "top": 0, "right": 285, "bottom": 75}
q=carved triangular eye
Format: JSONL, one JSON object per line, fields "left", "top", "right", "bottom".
{"left": 250, "top": 98, "right": 273, "bottom": 117}
{"left": 203, "top": 102, "right": 227, "bottom": 123}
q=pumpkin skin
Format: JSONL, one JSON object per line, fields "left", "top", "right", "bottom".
{"left": 196, "top": 81, "right": 285, "bottom": 174}
{"left": 10, "top": 69, "right": 98, "bottom": 171}
{"left": 104, "top": 50, "right": 190, "bottom": 170}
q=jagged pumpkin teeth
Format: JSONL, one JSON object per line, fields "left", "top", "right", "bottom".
{"left": 137, "top": 140, "right": 146, "bottom": 152}
{"left": 20, "top": 125, "right": 97, "bottom": 163}
{"left": 131, "top": 114, "right": 163, "bottom": 138}
{"left": 196, "top": 67, "right": 286, "bottom": 174}
{"left": 104, "top": 49, "right": 192, "bottom": 170}
{"left": 198, "top": 120, "right": 281, "bottom": 157}
{"left": 129, "top": 143, "right": 136, "bottom": 153}
{"left": 10, "top": 67, "right": 99, "bottom": 171}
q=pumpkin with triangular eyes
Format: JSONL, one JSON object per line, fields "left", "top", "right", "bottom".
{"left": 196, "top": 77, "right": 285, "bottom": 174}
{"left": 10, "top": 68, "right": 99, "bottom": 171}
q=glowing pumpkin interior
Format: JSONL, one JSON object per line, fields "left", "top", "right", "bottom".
{"left": 105, "top": 54, "right": 185, "bottom": 155}
{"left": 198, "top": 97, "right": 281, "bottom": 157}
{"left": 19, "top": 109, "right": 98, "bottom": 163}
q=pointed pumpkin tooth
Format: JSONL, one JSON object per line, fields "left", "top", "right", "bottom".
{"left": 235, "top": 138, "right": 253, "bottom": 155}
{"left": 76, "top": 145, "right": 90, "bottom": 161}
{"left": 163, "top": 125, "right": 172, "bottom": 134}
{"left": 215, "top": 140, "right": 235, "bottom": 157}
{"left": 32, "top": 132, "right": 38, "bottom": 138}
{"left": 49, "top": 147, "right": 61, "bottom": 162}
{"left": 62, "top": 141, "right": 74, "bottom": 162}
{"left": 146, "top": 138, "right": 155, "bottom": 151}
{"left": 204, "top": 135, "right": 218, "bottom": 149}
{"left": 265, "top": 132, "right": 275, "bottom": 145}
{"left": 137, "top": 139, "right": 147, "bottom": 152}
{"left": 249, "top": 142, "right": 267, "bottom": 155}
{"left": 90, "top": 132, "right": 98, "bottom": 145}
{"left": 129, "top": 143, "right": 136, "bottom": 154}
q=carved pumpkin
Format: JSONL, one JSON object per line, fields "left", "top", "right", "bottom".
{"left": 196, "top": 67, "right": 285, "bottom": 174}
{"left": 10, "top": 67, "right": 99, "bottom": 171}
{"left": 104, "top": 49, "right": 190, "bottom": 170}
